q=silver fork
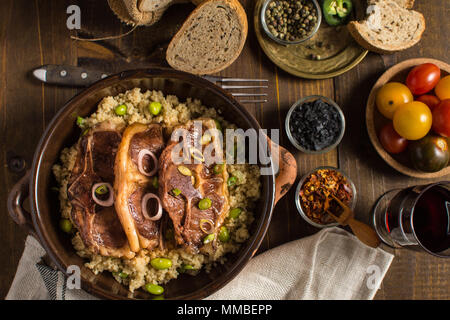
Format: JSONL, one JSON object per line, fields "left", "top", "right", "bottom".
{"left": 202, "top": 75, "right": 269, "bottom": 104}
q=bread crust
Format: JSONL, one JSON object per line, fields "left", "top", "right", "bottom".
{"left": 166, "top": 0, "right": 248, "bottom": 75}
{"left": 347, "top": 1, "right": 425, "bottom": 54}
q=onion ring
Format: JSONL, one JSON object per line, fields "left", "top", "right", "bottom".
{"left": 199, "top": 218, "right": 214, "bottom": 234}
{"left": 91, "top": 183, "right": 114, "bottom": 207}
{"left": 137, "top": 149, "right": 158, "bottom": 176}
{"left": 141, "top": 193, "right": 162, "bottom": 221}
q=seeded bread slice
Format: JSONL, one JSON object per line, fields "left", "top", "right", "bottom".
{"left": 166, "top": 0, "right": 248, "bottom": 75}
{"left": 348, "top": 0, "right": 425, "bottom": 54}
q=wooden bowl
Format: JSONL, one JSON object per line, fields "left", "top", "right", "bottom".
{"left": 366, "top": 58, "right": 450, "bottom": 179}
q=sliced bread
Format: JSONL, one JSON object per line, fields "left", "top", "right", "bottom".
{"left": 348, "top": 0, "right": 425, "bottom": 54}
{"left": 390, "top": 0, "right": 414, "bottom": 9}
{"left": 166, "top": 0, "right": 248, "bottom": 75}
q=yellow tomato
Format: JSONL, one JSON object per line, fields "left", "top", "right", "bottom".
{"left": 435, "top": 75, "right": 450, "bottom": 100}
{"left": 376, "top": 82, "right": 413, "bottom": 119}
{"left": 393, "top": 101, "right": 432, "bottom": 140}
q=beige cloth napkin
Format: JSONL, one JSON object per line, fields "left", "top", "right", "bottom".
{"left": 6, "top": 227, "right": 393, "bottom": 300}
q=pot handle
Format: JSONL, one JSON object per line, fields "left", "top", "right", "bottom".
{"left": 268, "top": 138, "right": 297, "bottom": 206}
{"left": 7, "top": 170, "right": 37, "bottom": 238}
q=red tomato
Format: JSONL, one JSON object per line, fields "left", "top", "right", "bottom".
{"left": 379, "top": 123, "right": 409, "bottom": 154}
{"left": 416, "top": 94, "right": 440, "bottom": 111}
{"left": 406, "top": 63, "right": 441, "bottom": 95}
{"left": 432, "top": 99, "right": 450, "bottom": 137}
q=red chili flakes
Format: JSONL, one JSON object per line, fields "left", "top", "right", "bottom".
{"left": 299, "top": 169, "right": 353, "bottom": 225}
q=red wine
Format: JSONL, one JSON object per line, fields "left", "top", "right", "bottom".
{"left": 413, "top": 186, "right": 450, "bottom": 253}
{"left": 384, "top": 185, "right": 450, "bottom": 254}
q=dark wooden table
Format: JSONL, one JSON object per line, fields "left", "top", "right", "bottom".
{"left": 0, "top": 0, "right": 448, "bottom": 299}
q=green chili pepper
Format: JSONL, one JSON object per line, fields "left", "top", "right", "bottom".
{"left": 213, "top": 164, "right": 224, "bottom": 174}
{"left": 95, "top": 184, "right": 109, "bottom": 195}
{"left": 227, "top": 176, "right": 237, "bottom": 187}
{"left": 322, "top": 0, "right": 353, "bottom": 26}
{"left": 171, "top": 188, "right": 181, "bottom": 196}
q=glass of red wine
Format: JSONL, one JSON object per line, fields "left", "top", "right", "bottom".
{"left": 373, "top": 181, "right": 450, "bottom": 258}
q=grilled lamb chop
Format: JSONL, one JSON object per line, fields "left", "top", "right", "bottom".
{"left": 159, "top": 118, "right": 229, "bottom": 253}
{"left": 67, "top": 121, "right": 134, "bottom": 259}
{"left": 114, "top": 123, "right": 165, "bottom": 252}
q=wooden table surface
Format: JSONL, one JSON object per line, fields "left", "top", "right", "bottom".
{"left": 0, "top": 0, "right": 448, "bottom": 299}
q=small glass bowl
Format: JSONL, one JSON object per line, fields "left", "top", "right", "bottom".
{"left": 285, "top": 95, "right": 345, "bottom": 154}
{"left": 295, "top": 166, "right": 357, "bottom": 229}
{"left": 260, "top": 0, "right": 322, "bottom": 46}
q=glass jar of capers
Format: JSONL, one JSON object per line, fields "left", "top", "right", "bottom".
{"left": 263, "top": 0, "right": 320, "bottom": 43}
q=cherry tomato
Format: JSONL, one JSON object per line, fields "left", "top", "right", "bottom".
{"left": 393, "top": 101, "right": 432, "bottom": 140}
{"left": 376, "top": 82, "right": 413, "bottom": 119}
{"left": 416, "top": 94, "right": 440, "bottom": 111}
{"left": 435, "top": 75, "right": 450, "bottom": 100}
{"left": 379, "top": 123, "right": 408, "bottom": 154}
{"left": 406, "top": 63, "right": 441, "bottom": 95}
{"left": 432, "top": 99, "right": 450, "bottom": 137}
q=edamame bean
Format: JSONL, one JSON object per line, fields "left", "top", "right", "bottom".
{"left": 198, "top": 198, "right": 212, "bottom": 210}
{"left": 229, "top": 208, "right": 242, "bottom": 219}
{"left": 60, "top": 219, "right": 72, "bottom": 233}
{"left": 114, "top": 104, "right": 127, "bottom": 116}
{"left": 145, "top": 283, "right": 164, "bottom": 295}
{"left": 149, "top": 101, "right": 162, "bottom": 115}
{"left": 203, "top": 233, "right": 215, "bottom": 244}
{"left": 119, "top": 272, "right": 128, "bottom": 279}
{"left": 150, "top": 258, "right": 172, "bottom": 270}
{"left": 218, "top": 226, "right": 230, "bottom": 242}
{"left": 76, "top": 116, "right": 84, "bottom": 127}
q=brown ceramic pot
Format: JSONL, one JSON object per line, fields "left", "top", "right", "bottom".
{"left": 7, "top": 67, "right": 297, "bottom": 300}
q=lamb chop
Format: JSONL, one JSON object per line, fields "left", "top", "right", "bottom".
{"left": 114, "top": 123, "right": 165, "bottom": 253}
{"left": 158, "top": 118, "right": 229, "bottom": 253}
{"left": 67, "top": 121, "right": 134, "bottom": 259}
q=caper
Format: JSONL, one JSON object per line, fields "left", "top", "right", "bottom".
{"left": 150, "top": 258, "right": 172, "bottom": 270}
{"left": 114, "top": 104, "right": 127, "bottom": 116}
{"left": 149, "top": 101, "right": 162, "bottom": 116}
{"left": 145, "top": 283, "right": 164, "bottom": 295}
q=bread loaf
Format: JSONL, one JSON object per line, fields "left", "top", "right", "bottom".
{"left": 348, "top": 0, "right": 425, "bottom": 54}
{"left": 166, "top": 0, "right": 248, "bottom": 75}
